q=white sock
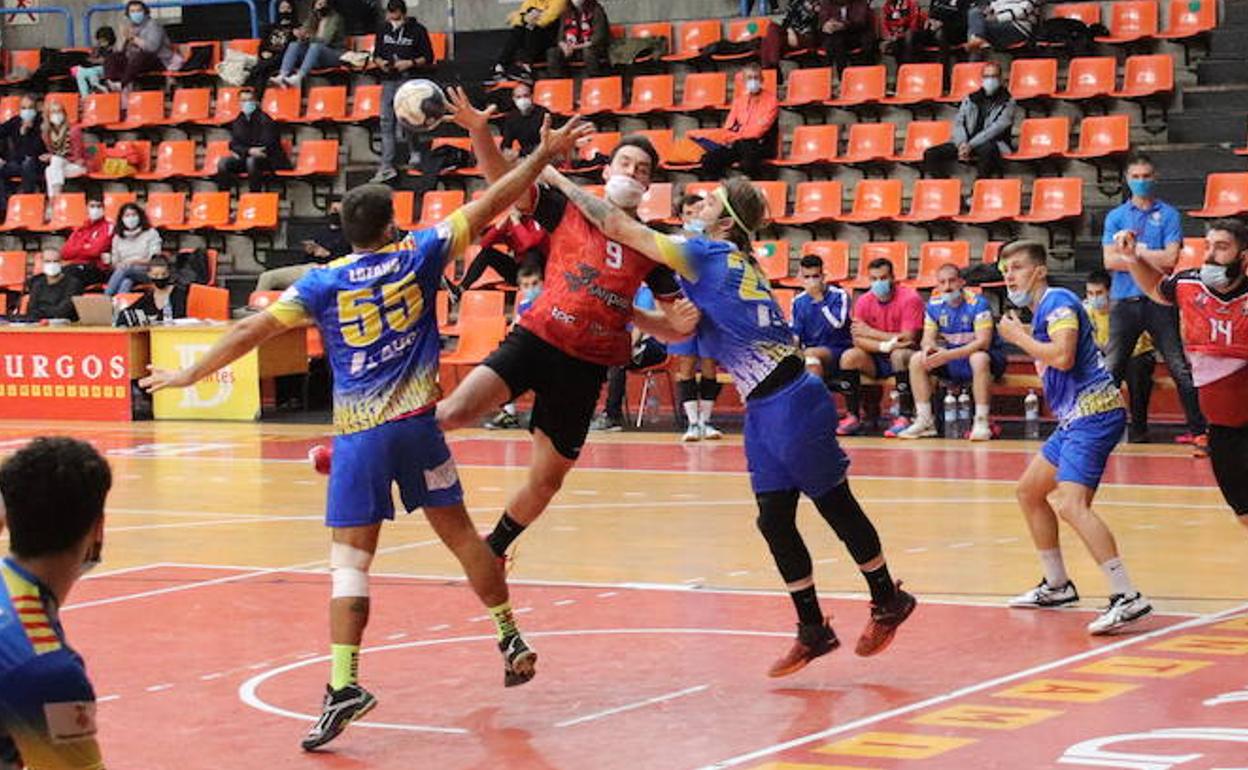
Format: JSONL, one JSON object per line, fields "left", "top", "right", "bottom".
{"left": 915, "top": 402, "right": 933, "bottom": 423}
{"left": 1100, "top": 557, "right": 1136, "bottom": 596}
{"left": 1039, "top": 548, "right": 1070, "bottom": 587}
{"left": 975, "top": 404, "right": 990, "bottom": 421}
{"left": 683, "top": 400, "right": 699, "bottom": 427}
{"left": 697, "top": 400, "right": 714, "bottom": 426}
{"left": 503, "top": 403, "right": 517, "bottom": 417}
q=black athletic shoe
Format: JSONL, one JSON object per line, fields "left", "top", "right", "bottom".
{"left": 301, "top": 683, "right": 378, "bottom": 751}
{"left": 768, "top": 619, "right": 840, "bottom": 677}
{"left": 500, "top": 632, "right": 537, "bottom": 687}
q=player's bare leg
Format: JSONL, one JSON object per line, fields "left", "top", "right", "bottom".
{"left": 1009, "top": 454, "right": 1079, "bottom": 609}
{"left": 437, "top": 365, "right": 513, "bottom": 432}
{"left": 426, "top": 502, "right": 537, "bottom": 687}
{"left": 484, "top": 428, "right": 576, "bottom": 564}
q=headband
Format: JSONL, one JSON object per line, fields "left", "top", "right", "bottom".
{"left": 714, "top": 186, "right": 753, "bottom": 240}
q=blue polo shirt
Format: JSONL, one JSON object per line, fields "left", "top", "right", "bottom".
{"left": 1101, "top": 198, "right": 1182, "bottom": 301}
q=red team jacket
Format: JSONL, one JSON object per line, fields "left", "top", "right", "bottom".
{"left": 519, "top": 187, "right": 679, "bottom": 366}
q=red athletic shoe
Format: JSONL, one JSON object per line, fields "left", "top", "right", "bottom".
{"left": 1192, "top": 433, "right": 1209, "bottom": 459}
{"left": 883, "top": 416, "right": 912, "bottom": 438}
{"left": 308, "top": 444, "right": 332, "bottom": 475}
{"left": 855, "top": 583, "right": 917, "bottom": 657}
{"left": 836, "top": 414, "right": 862, "bottom": 436}
{"left": 767, "top": 619, "right": 840, "bottom": 677}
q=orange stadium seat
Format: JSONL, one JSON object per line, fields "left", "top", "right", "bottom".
{"left": 1177, "top": 237, "right": 1207, "bottom": 271}
{"left": 533, "top": 79, "right": 574, "bottom": 115}
{"left": 227, "top": 38, "right": 261, "bottom": 56}
{"left": 1158, "top": 0, "right": 1216, "bottom": 40}
{"left": 1017, "top": 177, "right": 1083, "bottom": 224}
{"left": 826, "top": 65, "right": 886, "bottom": 108}
{"left": 1067, "top": 114, "right": 1131, "bottom": 160}
{"left": 890, "top": 120, "right": 952, "bottom": 163}
{"left": 187, "top": 284, "right": 229, "bottom": 320}
{"left": 136, "top": 140, "right": 197, "bottom": 181}
{"left": 45, "top": 92, "right": 79, "bottom": 122}
{"left": 911, "top": 241, "right": 971, "bottom": 288}
{"left": 442, "top": 290, "right": 506, "bottom": 337}
{"left": 940, "top": 62, "right": 986, "bottom": 103}
{"left": 196, "top": 140, "right": 233, "bottom": 179}
{"left": 1009, "top": 58, "right": 1059, "bottom": 103}
{"left": 1190, "top": 173, "right": 1248, "bottom": 218}
{"left": 198, "top": 87, "right": 242, "bottom": 126}
{"left": 0, "top": 195, "right": 45, "bottom": 233}
{"left": 1004, "top": 117, "right": 1070, "bottom": 162}
{"left": 169, "top": 191, "right": 230, "bottom": 231}
{"left": 841, "top": 122, "right": 895, "bottom": 165}
{"left": 663, "top": 19, "right": 722, "bottom": 62}
{"left": 108, "top": 90, "right": 165, "bottom": 130}
{"left": 80, "top": 93, "right": 121, "bottom": 129}
{"left": 262, "top": 87, "right": 301, "bottom": 122}
{"left": 780, "top": 68, "right": 833, "bottom": 108}
{"left": 393, "top": 191, "right": 417, "bottom": 230}
{"left": 801, "top": 241, "right": 850, "bottom": 283}
{"left": 1050, "top": 3, "right": 1101, "bottom": 25}
{"left": 347, "top": 84, "right": 383, "bottom": 123}
{"left": 218, "top": 192, "right": 279, "bottom": 232}
{"left": 31, "top": 193, "right": 86, "bottom": 233}
{"left": 0, "top": 97, "right": 18, "bottom": 123}
{"left": 1113, "top": 54, "right": 1174, "bottom": 100}
{"left": 752, "top": 240, "right": 792, "bottom": 282}
{"left": 162, "top": 88, "right": 211, "bottom": 126}
{"left": 103, "top": 191, "right": 137, "bottom": 222}
{"left": 896, "top": 179, "right": 963, "bottom": 224}
{"left": 881, "top": 63, "right": 944, "bottom": 107}
{"left": 297, "top": 85, "right": 347, "bottom": 123}
{"left": 1097, "top": 0, "right": 1159, "bottom": 43}
{"left": 849, "top": 242, "right": 909, "bottom": 288}
{"left": 754, "top": 181, "right": 788, "bottom": 223}
{"left": 620, "top": 74, "right": 675, "bottom": 116}
{"left": 955, "top": 179, "right": 1023, "bottom": 225}
{"left": 579, "top": 76, "right": 624, "bottom": 116}
{"left": 145, "top": 191, "right": 187, "bottom": 229}
{"left": 278, "top": 139, "right": 340, "bottom": 179}
{"left": 0, "top": 252, "right": 27, "bottom": 291}
{"left": 675, "top": 72, "right": 729, "bottom": 114}
{"left": 775, "top": 181, "right": 843, "bottom": 226}
{"left": 637, "top": 182, "right": 673, "bottom": 224}
{"left": 839, "top": 179, "right": 903, "bottom": 224}
{"left": 417, "top": 190, "right": 465, "bottom": 228}
{"left": 715, "top": 18, "right": 770, "bottom": 61}
{"left": 772, "top": 124, "right": 839, "bottom": 168}
{"left": 1057, "top": 57, "right": 1117, "bottom": 101}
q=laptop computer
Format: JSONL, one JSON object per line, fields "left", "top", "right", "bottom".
{"left": 72, "top": 295, "right": 114, "bottom": 326}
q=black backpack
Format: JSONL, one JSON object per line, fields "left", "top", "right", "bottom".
{"left": 174, "top": 248, "right": 212, "bottom": 285}
{"left": 1035, "top": 17, "right": 1109, "bottom": 56}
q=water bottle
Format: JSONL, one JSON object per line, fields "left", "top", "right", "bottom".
{"left": 888, "top": 389, "right": 901, "bottom": 419}
{"left": 161, "top": 302, "right": 174, "bottom": 323}
{"left": 957, "top": 392, "right": 972, "bottom": 438}
{"left": 645, "top": 391, "right": 660, "bottom": 421}
{"left": 943, "top": 393, "right": 958, "bottom": 438}
{"left": 1023, "top": 389, "right": 1041, "bottom": 440}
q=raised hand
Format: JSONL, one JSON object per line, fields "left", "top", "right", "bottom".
{"left": 538, "top": 114, "right": 594, "bottom": 161}
{"left": 138, "top": 365, "right": 194, "bottom": 393}
{"left": 445, "top": 85, "right": 496, "bottom": 133}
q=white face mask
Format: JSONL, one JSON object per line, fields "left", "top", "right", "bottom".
{"left": 43, "top": 262, "right": 63, "bottom": 278}
{"left": 87, "top": 206, "right": 105, "bottom": 222}
{"left": 49, "top": 112, "right": 65, "bottom": 127}
{"left": 605, "top": 175, "right": 646, "bottom": 209}
{"left": 745, "top": 78, "right": 762, "bottom": 95}
{"left": 982, "top": 76, "right": 1001, "bottom": 96}
{"left": 514, "top": 97, "right": 533, "bottom": 114}
{"left": 122, "top": 214, "right": 140, "bottom": 230}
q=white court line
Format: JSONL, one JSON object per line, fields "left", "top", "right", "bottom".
{"left": 153, "top": 564, "right": 1207, "bottom": 617}
{"left": 108, "top": 515, "right": 321, "bottom": 533}
{"left": 555, "top": 684, "right": 710, "bottom": 728}
{"left": 694, "top": 599, "right": 1248, "bottom": 770}
{"left": 62, "top": 536, "right": 445, "bottom": 612}
{"left": 80, "top": 563, "right": 167, "bottom": 581}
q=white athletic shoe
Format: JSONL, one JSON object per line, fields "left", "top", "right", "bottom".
{"left": 681, "top": 424, "right": 702, "bottom": 442}
{"left": 896, "top": 417, "right": 937, "bottom": 440}
{"left": 1009, "top": 579, "right": 1080, "bottom": 608}
{"left": 1087, "top": 593, "right": 1153, "bottom": 635}
{"left": 969, "top": 419, "right": 993, "bottom": 441}
{"left": 700, "top": 423, "right": 723, "bottom": 440}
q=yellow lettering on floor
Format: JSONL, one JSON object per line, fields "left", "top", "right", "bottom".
{"left": 991, "top": 678, "right": 1138, "bottom": 703}
{"left": 1150, "top": 635, "right": 1248, "bottom": 656}
{"left": 910, "top": 703, "right": 1063, "bottom": 730}
{"left": 1075, "top": 655, "right": 1213, "bottom": 679}
{"left": 815, "top": 732, "right": 976, "bottom": 760}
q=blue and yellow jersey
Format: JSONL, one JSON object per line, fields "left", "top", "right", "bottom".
{"left": 268, "top": 211, "right": 470, "bottom": 435}
{"left": 654, "top": 234, "right": 799, "bottom": 399}
{"left": 1032, "top": 288, "right": 1124, "bottom": 424}
{"left": 0, "top": 559, "right": 102, "bottom": 770}
{"left": 925, "top": 289, "right": 1003, "bottom": 355}
{"left": 790, "top": 285, "right": 852, "bottom": 351}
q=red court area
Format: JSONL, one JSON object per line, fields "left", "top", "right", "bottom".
{"left": 64, "top": 566, "right": 1248, "bottom": 770}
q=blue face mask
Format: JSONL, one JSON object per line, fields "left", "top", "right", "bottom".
{"left": 18, "top": 108, "right": 35, "bottom": 123}
{"left": 1008, "top": 288, "right": 1032, "bottom": 308}
{"left": 942, "top": 289, "right": 962, "bottom": 305}
{"left": 1127, "top": 178, "right": 1155, "bottom": 198}
{"left": 870, "top": 279, "right": 892, "bottom": 300}
{"left": 522, "top": 286, "right": 541, "bottom": 303}
{"left": 129, "top": 10, "right": 146, "bottom": 23}
{"left": 682, "top": 219, "right": 706, "bottom": 236}
{"left": 1086, "top": 294, "right": 1108, "bottom": 311}
{"left": 240, "top": 100, "right": 257, "bottom": 116}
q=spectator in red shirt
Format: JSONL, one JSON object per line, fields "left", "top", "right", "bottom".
{"left": 698, "top": 61, "right": 779, "bottom": 180}
{"left": 449, "top": 209, "right": 549, "bottom": 300}
{"left": 61, "top": 197, "right": 113, "bottom": 287}
{"left": 879, "top": 0, "right": 930, "bottom": 64}
{"left": 835, "top": 257, "right": 925, "bottom": 436}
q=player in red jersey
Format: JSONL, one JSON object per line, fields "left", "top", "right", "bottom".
{"left": 1124, "top": 218, "right": 1248, "bottom": 531}
{"left": 436, "top": 88, "right": 699, "bottom": 560}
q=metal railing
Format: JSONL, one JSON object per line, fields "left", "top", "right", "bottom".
{"left": 0, "top": 6, "right": 76, "bottom": 47}
{"left": 84, "top": 0, "right": 259, "bottom": 42}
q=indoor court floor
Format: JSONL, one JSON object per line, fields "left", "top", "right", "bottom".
{"left": 9, "top": 420, "right": 1248, "bottom": 769}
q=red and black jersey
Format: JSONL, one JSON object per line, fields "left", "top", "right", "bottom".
{"left": 1160, "top": 269, "right": 1248, "bottom": 427}
{"left": 518, "top": 187, "right": 680, "bottom": 366}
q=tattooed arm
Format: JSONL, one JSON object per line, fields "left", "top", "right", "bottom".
{"left": 539, "top": 166, "right": 672, "bottom": 268}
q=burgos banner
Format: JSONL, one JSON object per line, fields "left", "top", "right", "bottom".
{"left": 0, "top": 331, "right": 133, "bottom": 421}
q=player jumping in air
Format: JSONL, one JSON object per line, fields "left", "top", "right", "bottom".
{"left": 540, "top": 167, "right": 916, "bottom": 676}
{"left": 140, "top": 111, "right": 591, "bottom": 750}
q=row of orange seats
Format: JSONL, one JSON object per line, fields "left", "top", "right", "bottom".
{"left": 533, "top": 55, "right": 1174, "bottom": 119}
{"left": 0, "top": 249, "right": 219, "bottom": 292}
{"left": 0, "top": 191, "right": 279, "bottom": 234}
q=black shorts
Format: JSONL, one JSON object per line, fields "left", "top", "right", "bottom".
{"left": 483, "top": 326, "right": 608, "bottom": 460}
{"left": 1208, "top": 424, "right": 1248, "bottom": 517}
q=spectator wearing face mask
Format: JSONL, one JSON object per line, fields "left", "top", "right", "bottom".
{"left": 40, "top": 100, "right": 86, "bottom": 198}
{"left": 546, "top": 0, "right": 609, "bottom": 78}
{"left": 61, "top": 197, "right": 114, "bottom": 287}
{"left": 73, "top": 26, "right": 117, "bottom": 96}
{"left": 922, "top": 60, "right": 1014, "bottom": 179}
{"left": 0, "top": 94, "right": 46, "bottom": 218}
{"left": 1085, "top": 269, "right": 1156, "bottom": 443}
{"left": 104, "top": 203, "right": 163, "bottom": 296}
{"left": 106, "top": 1, "right": 177, "bottom": 91}
{"left": 449, "top": 208, "right": 549, "bottom": 301}
{"left": 370, "top": 0, "right": 434, "bottom": 183}
{"left": 117, "top": 255, "right": 187, "bottom": 325}
{"left": 791, "top": 252, "right": 853, "bottom": 388}
{"left": 500, "top": 82, "right": 549, "bottom": 159}
{"left": 216, "top": 87, "right": 290, "bottom": 192}
{"left": 25, "top": 250, "right": 82, "bottom": 322}
{"left": 273, "top": 0, "right": 345, "bottom": 89}
{"left": 248, "top": 0, "right": 299, "bottom": 88}
{"left": 697, "top": 61, "right": 779, "bottom": 180}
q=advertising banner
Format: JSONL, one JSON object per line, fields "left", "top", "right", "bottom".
{"left": 0, "top": 330, "right": 133, "bottom": 421}
{"left": 150, "top": 327, "right": 261, "bottom": 421}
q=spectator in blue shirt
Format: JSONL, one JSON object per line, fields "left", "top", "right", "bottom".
{"left": 1101, "top": 153, "right": 1206, "bottom": 449}
{"left": 791, "top": 252, "right": 852, "bottom": 384}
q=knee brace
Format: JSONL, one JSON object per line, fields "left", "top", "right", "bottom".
{"left": 755, "top": 490, "right": 812, "bottom": 584}
{"left": 330, "top": 542, "right": 374, "bottom": 599}
{"left": 698, "top": 378, "right": 722, "bottom": 402}
{"left": 812, "top": 482, "right": 882, "bottom": 566}
{"left": 677, "top": 378, "right": 699, "bottom": 405}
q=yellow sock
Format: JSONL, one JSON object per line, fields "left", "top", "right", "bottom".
{"left": 488, "top": 602, "right": 518, "bottom": 641}
{"left": 330, "top": 644, "right": 359, "bottom": 690}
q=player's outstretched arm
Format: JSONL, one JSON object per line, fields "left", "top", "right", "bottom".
{"left": 1120, "top": 251, "right": 1171, "bottom": 306}
{"left": 455, "top": 114, "right": 592, "bottom": 246}
{"left": 138, "top": 312, "right": 288, "bottom": 392}
{"left": 540, "top": 165, "right": 674, "bottom": 270}
{"left": 444, "top": 86, "right": 518, "bottom": 191}
{"left": 634, "top": 299, "right": 700, "bottom": 342}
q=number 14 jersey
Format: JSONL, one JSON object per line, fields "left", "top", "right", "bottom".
{"left": 268, "top": 211, "right": 470, "bottom": 434}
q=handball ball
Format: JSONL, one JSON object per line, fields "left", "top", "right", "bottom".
{"left": 394, "top": 79, "right": 448, "bottom": 132}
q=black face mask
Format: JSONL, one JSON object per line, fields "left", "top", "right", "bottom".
{"left": 151, "top": 276, "right": 172, "bottom": 288}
